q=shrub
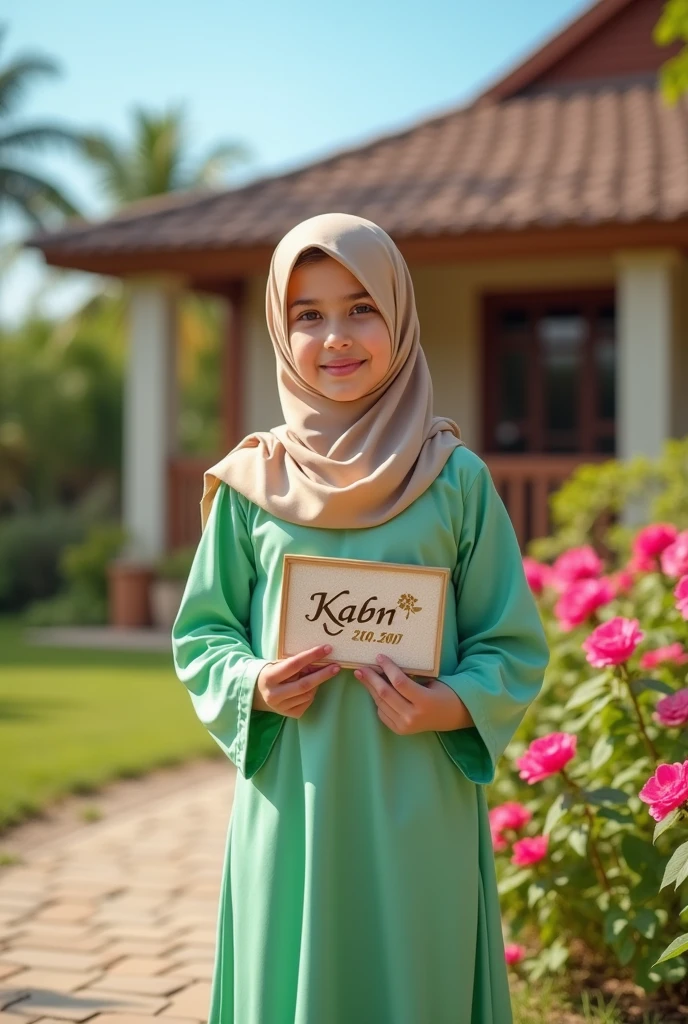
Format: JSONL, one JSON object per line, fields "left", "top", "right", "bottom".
{"left": 0, "top": 507, "right": 85, "bottom": 611}
{"left": 23, "top": 522, "right": 127, "bottom": 627}
{"left": 494, "top": 526, "right": 688, "bottom": 994}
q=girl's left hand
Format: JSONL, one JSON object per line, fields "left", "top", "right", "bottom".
{"left": 353, "top": 653, "right": 475, "bottom": 735}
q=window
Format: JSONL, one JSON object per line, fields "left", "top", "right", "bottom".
{"left": 483, "top": 291, "right": 616, "bottom": 455}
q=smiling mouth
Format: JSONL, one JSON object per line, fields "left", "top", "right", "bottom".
{"left": 321, "top": 359, "right": 365, "bottom": 376}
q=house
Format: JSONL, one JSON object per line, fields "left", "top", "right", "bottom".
{"left": 25, "top": 0, "right": 688, "bottom": 558}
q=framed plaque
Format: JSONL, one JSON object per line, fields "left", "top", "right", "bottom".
{"left": 277, "top": 554, "right": 450, "bottom": 677}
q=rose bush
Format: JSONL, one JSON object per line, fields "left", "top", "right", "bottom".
{"left": 491, "top": 520, "right": 688, "bottom": 992}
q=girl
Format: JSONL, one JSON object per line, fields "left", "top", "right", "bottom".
{"left": 171, "top": 212, "right": 550, "bottom": 1024}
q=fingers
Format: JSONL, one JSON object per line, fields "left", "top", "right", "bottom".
{"left": 277, "top": 661, "right": 340, "bottom": 703}
{"left": 375, "top": 653, "right": 423, "bottom": 701}
{"left": 280, "top": 690, "right": 316, "bottom": 714}
{"left": 274, "top": 644, "right": 333, "bottom": 683}
{"left": 354, "top": 664, "right": 410, "bottom": 716}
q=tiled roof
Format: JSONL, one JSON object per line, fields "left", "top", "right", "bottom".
{"left": 26, "top": 84, "right": 688, "bottom": 259}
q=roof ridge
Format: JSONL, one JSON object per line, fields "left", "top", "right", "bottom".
{"left": 474, "top": 0, "right": 638, "bottom": 103}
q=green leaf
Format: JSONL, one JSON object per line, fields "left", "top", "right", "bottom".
{"left": 543, "top": 792, "right": 573, "bottom": 836}
{"left": 597, "top": 806, "right": 634, "bottom": 825}
{"left": 660, "top": 840, "right": 688, "bottom": 891}
{"left": 623, "top": 834, "right": 664, "bottom": 878}
{"left": 604, "top": 908, "right": 629, "bottom": 944}
{"left": 590, "top": 734, "right": 614, "bottom": 771}
{"left": 617, "top": 932, "right": 637, "bottom": 966}
{"left": 568, "top": 692, "right": 613, "bottom": 731}
{"left": 567, "top": 826, "right": 588, "bottom": 857}
{"left": 565, "top": 672, "right": 610, "bottom": 711}
{"left": 654, "top": 808, "right": 682, "bottom": 844}
{"left": 527, "top": 880, "right": 549, "bottom": 908}
{"left": 497, "top": 868, "right": 531, "bottom": 895}
{"left": 583, "top": 786, "right": 628, "bottom": 806}
{"left": 633, "top": 909, "right": 658, "bottom": 940}
{"left": 652, "top": 933, "right": 688, "bottom": 966}
{"left": 630, "top": 676, "right": 675, "bottom": 696}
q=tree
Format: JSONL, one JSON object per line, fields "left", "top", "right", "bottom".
{"left": 0, "top": 23, "right": 86, "bottom": 230}
{"left": 654, "top": 0, "right": 688, "bottom": 103}
{"left": 75, "top": 102, "right": 252, "bottom": 203}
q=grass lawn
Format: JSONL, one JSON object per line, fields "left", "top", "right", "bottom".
{"left": 0, "top": 615, "right": 218, "bottom": 832}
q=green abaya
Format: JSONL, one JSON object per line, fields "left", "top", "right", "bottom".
{"left": 171, "top": 445, "right": 549, "bottom": 1024}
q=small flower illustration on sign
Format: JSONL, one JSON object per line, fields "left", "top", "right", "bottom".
{"left": 398, "top": 593, "right": 422, "bottom": 619}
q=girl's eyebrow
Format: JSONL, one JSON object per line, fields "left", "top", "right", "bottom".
{"left": 289, "top": 290, "right": 372, "bottom": 311}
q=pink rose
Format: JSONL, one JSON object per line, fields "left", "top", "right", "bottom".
{"left": 582, "top": 616, "right": 644, "bottom": 668}
{"left": 515, "top": 732, "right": 577, "bottom": 784}
{"left": 489, "top": 802, "right": 532, "bottom": 834}
{"left": 554, "top": 577, "right": 615, "bottom": 631}
{"left": 675, "top": 576, "right": 688, "bottom": 620}
{"left": 490, "top": 827, "right": 508, "bottom": 853}
{"left": 639, "top": 761, "right": 688, "bottom": 821}
{"left": 523, "top": 557, "right": 552, "bottom": 595}
{"left": 610, "top": 569, "right": 634, "bottom": 595}
{"left": 551, "top": 545, "right": 603, "bottom": 592}
{"left": 640, "top": 644, "right": 688, "bottom": 670}
{"left": 661, "top": 531, "right": 688, "bottom": 577}
{"left": 505, "top": 943, "right": 527, "bottom": 965}
{"left": 653, "top": 689, "right": 688, "bottom": 728}
{"left": 632, "top": 524, "right": 679, "bottom": 572}
{"left": 511, "top": 834, "right": 549, "bottom": 867}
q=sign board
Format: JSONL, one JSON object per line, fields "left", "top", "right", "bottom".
{"left": 277, "top": 554, "right": 450, "bottom": 677}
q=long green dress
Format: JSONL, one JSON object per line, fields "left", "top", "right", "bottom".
{"left": 171, "top": 445, "right": 549, "bottom": 1024}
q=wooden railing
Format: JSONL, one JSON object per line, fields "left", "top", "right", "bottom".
{"left": 168, "top": 452, "right": 607, "bottom": 551}
{"left": 168, "top": 457, "right": 214, "bottom": 549}
{"left": 483, "top": 453, "right": 607, "bottom": 549}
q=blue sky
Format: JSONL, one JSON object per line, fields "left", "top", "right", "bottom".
{"left": 1, "top": 0, "right": 593, "bottom": 327}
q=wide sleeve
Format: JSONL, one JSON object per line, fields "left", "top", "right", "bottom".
{"left": 171, "top": 481, "right": 285, "bottom": 779}
{"left": 435, "top": 464, "right": 550, "bottom": 785}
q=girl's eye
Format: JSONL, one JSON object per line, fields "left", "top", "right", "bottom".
{"left": 297, "top": 304, "right": 377, "bottom": 322}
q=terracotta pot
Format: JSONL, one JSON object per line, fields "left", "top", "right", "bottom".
{"left": 150, "top": 579, "right": 185, "bottom": 630}
{"left": 107, "top": 561, "right": 154, "bottom": 628}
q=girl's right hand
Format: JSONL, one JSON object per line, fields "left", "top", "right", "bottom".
{"left": 254, "top": 644, "right": 340, "bottom": 718}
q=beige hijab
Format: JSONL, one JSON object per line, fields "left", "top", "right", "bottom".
{"left": 200, "top": 212, "right": 464, "bottom": 531}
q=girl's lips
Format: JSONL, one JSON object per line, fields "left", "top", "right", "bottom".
{"left": 321, "top": 360, "right": 364, "bottom": 377}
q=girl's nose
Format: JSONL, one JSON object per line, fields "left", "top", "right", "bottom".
{"left": 323, "top": 332, "right": 352, "bottom": 347}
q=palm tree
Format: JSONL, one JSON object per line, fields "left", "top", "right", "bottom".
{"left": 76, "top": 101, "right": 253, "bottom": 204}
{"left": 0, "top": 23, "right": 86, "bottom": 230}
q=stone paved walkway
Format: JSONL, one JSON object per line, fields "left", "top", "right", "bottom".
{"left": 0, "top": 766, "right": 235, "bottom": 1024}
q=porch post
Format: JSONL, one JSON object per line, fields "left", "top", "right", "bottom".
{"left": 614, "top": 250, "right": 680, "bottom": 461}
{"left": 221, "top": 280, "right": 247, "bottom": 451}
{"left": 123, "top": 282, "right": 178, "bottom": 560}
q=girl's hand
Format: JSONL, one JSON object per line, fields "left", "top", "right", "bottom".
{"left": 254, "top": 644, "right": 340, "bottom": 718}
{"left": 354, "top": 652, "right": 474, "bottom": 735}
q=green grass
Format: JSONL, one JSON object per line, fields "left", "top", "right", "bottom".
{"left": 0, "top": 616, "right": 218, "bottom": 832}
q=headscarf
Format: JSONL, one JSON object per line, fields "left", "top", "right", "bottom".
{"left": 200, "top": 212, "right": 464, "bottom": 531}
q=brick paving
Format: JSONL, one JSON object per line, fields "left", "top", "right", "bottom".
{"left": 0, "top": 768, "right": 235, "bottom": 1024}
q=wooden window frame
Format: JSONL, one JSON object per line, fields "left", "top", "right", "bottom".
{"left": 481, "top": 287, "right": 616, "bottom": 455}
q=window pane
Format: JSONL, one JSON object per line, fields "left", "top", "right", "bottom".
{"left": 596, "top": 307, "right": 615, "bottom": 421}
{"left": 538, "top": 311, "right": 585, "bottom": 449}
{"left": 501, "top": 349, "right": 527, "bottom": 420}
{"left": 499, "top": 309, "right": 529, "bottom": 338}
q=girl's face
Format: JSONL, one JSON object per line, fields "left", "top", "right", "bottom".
{"left": 286, "top": 255, "right": 392, "bottom": 401}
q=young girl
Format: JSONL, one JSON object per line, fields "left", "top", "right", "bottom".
{"left": 171, "top": 212, "right": 550, "bottom": 1024}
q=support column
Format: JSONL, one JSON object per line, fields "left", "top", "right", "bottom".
{"left": 615, "top": 250, "right": 680, "bottom": 461}
{"left": 221, "top": 280, "right": 246, "bottom": 451}
{"left": 123, "top": 282, "right": 178, "bottom": 560}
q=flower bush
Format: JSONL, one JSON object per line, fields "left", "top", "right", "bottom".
{"left": 492, "top": 519, "right": 688, "bottom": 992}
